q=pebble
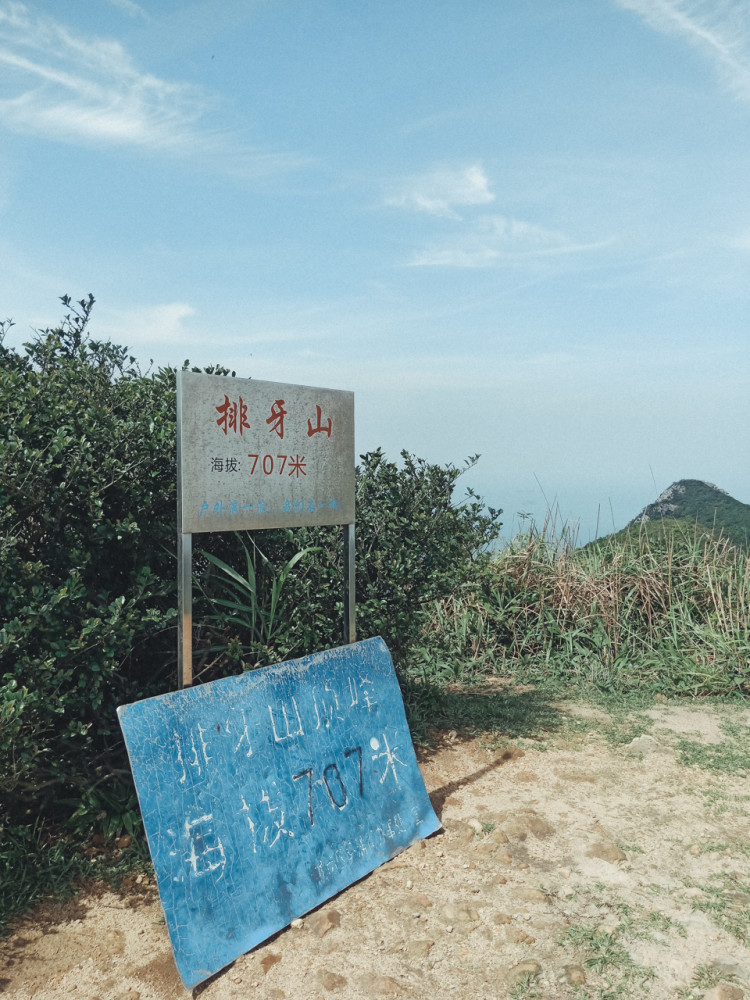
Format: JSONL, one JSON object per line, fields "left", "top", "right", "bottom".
{"left": 291, "top": 918, "right": 304, "bottom": 929}
{"left": 488, "top": 828, "right": 510, "bottom": 845}
{"left": 451, "top": 824, "right": 476, "bottom": 846}
{"left": 525, "top": 816, "right": 555, "bottom": 839}
{"left": 504, "top": 926, "right": 536, "bottom": 944}
{"left": 441, "top": 903, "right": 479, "bottom": 923}
{"left": 710, "top": 961, "right": 750, "bottom": 982}
{"left": 562, "top": 965, "right": 587, "bottom": 986}
{"left": 511, "top": 887, "right": 547, "bottom": 904}
{"left": 306, "top": 909, "right": 341, "bottom": 938}
{"left": 317, "top": 969, "right": 347, "bottom": 991}
{"left": 406, "top": 939, "right": 434, "bottom": 959}
{"left": 488, "top": 874, "right": 507, "bottom": 886}
{"left": 360, "top": 973, "right": 405, "bottom": 995}
{"left": 506, "top": 960, "right": 542, "bottom": 985}
{"left": 260, "top": 953, "right": 281, "bottom": 974}
{"left": 704, "top": 986, "right": 744, "bottom": 1000}
{"left": 626, "top": 735, "right": 662, "bottom": 756}
{"left": 586, "top": 842, "right": 627, "bottom": 864}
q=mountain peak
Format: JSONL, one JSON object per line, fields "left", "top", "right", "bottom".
{"left": 628, "top": 479, "right": 750, "bottom": 549}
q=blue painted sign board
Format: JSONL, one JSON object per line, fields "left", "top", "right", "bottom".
{"left": 117, "top": 638, "right": 440, "bottom": 989}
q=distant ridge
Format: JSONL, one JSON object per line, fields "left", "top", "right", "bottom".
{"left": 628, "top": 479, "right": 750, "bottom": 550}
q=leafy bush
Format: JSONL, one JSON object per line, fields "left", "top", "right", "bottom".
{"left": 0, "top": 297, "right": 178, "bottom": 830}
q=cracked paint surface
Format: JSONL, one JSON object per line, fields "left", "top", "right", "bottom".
{"left": 117, "top": 637, "right": 440, "bottom": 989}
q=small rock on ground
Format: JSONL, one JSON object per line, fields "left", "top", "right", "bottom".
{"left": 317, "top": 969, "right": 348, "bottom": 991}
{"left": 359, "top": 973, "right": 406, "bottom": 995}
{"left": 704, "top": 985, "right": 744, "bottom": 1000}
{"left": 506, "top": 960, "right": 542, "bottom": 985}
{"left": 563, "top": 964, "right": 587, "bottom": 986}
{"left": 306, "top": 909, "right": 341, "bottom": 938}
{"left": 586, "top": 842, "right": 627, "bottom": 864}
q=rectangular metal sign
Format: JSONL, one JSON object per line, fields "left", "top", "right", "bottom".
{"left": 177, "top": 371, "right": 355, "bottom": 534}
{"left": 117, "top": 638, "right": 440, "bottom": 989}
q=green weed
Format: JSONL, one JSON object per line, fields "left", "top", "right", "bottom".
{"left": 685, "top": 871, "right": 750, "bottom": 942}
{"left": 691, "top": 963, "right": 722, "bottom": 989}
{"left": 561, "top": 925, "right": 640, "bottom": 975}
{"left": 509, "top": 973, "right": 543, "bottom": 999}
{"left": 675, "top": 719, "right": 750, "bottom": 774}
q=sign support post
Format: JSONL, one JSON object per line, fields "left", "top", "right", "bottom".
{"left": 343, "top": 523, "right": 356, "bottom": 644}
{"left": 177, "top": 532, "right": 192, "bottom": 690}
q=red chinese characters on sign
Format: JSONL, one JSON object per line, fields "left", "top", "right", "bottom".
{"left": 213, "top": 398, "right": 332, "bottom": 441}
{"left": 307, "top": 404, "right": 332, "bottom": 438}
{"left": 216, "top": 396, "right": 250, "bottom": 436}
{"left": 266, "top": 399, "right": 287, "bottom": 439}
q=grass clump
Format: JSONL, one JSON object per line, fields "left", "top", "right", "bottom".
{"left": 0, "top": 820, "right": 150, "bottom": 934}
{"left": 407, "top": 516, "right": 749, "bottom": 700}
{"left": 684, "top": 871, "right": 750, "bottom": 943}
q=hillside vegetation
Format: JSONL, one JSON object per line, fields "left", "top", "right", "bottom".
{"left": 1, "top": 297, "right": 749, "bottom": 931}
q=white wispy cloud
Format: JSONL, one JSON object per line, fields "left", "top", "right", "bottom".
{"left": 105, "top": 0, "right": 149, "bottom": 20}
{"left": 615, "top": 0, "right": 750, "bottom": 102}
{"left": 0, "top": 2, "right": 304, "bottom": 174}
{"left": 386, "top": 165, "right": 495, "bottom": 218}
{"left": 96, "top": 302, "right": 196, "bottom": 348}
{"left": 409, "top": 214, "right": 613, "bottom": 268}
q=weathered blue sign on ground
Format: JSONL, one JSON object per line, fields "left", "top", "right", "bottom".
{"left": 117, "top": 638, "right": 440, "bottom": 989}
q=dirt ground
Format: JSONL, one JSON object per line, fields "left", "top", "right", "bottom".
{"left": 3, "top": 701, "right": 750, "bottom": 1000}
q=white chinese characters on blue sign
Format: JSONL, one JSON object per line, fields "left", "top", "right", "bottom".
{"left": 117, "top": 638, "right": 440, "bottom": 989}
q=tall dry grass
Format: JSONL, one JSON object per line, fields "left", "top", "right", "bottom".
{"left": 413, "top": 519, "right": 750, "bottom": 695}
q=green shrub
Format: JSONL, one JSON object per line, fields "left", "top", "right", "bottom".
{"left": 0, "top": 297, "right": 178, "bottom": 829}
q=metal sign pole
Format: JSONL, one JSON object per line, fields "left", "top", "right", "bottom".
{"left": 177, "top": 531, "right": 192, "bottom": 689}
{"left": 343, "top": 523, "right": 356, "bottom": 644}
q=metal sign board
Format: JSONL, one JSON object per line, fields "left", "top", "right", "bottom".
{"left": 177, "top": 371, "right": 354, "bottom": 534}
{"left": 117, "top": 638, "right": 440, "bottom": 989}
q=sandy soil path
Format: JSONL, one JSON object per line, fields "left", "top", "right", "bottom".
{"left": 2, "top": 702, "right": 750, "bottom": 1000}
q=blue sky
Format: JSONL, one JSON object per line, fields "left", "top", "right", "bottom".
{"left": 1, "top": 0, "right": 748, "bottom": 543}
